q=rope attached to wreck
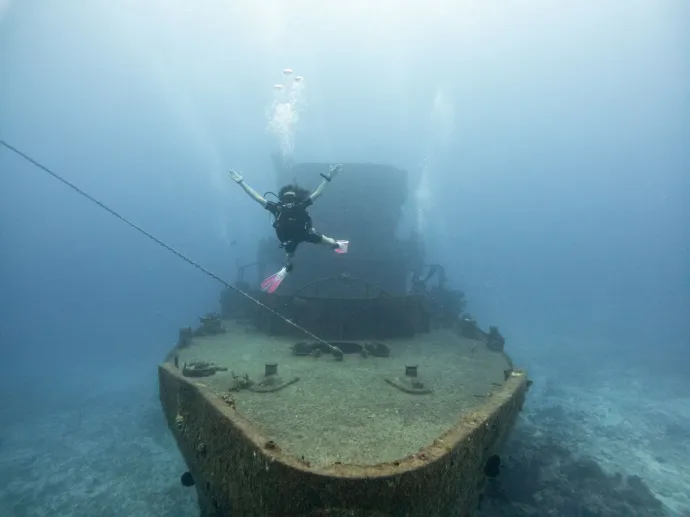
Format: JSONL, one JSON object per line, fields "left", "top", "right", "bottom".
{"left": 0, "top": 139, "right": 343, "bottom": 357}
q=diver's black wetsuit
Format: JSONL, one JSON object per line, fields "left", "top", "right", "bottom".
{"left": 265, "top": 199, "right": 323, "bottom": 254}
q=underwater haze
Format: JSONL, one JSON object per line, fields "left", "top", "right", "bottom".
{"left": 1, "top": 0, "right": 689, "bottom": 516}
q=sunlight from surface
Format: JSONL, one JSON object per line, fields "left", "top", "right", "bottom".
{"left": 0, "top": 0, "right": 11, "bottom": 22}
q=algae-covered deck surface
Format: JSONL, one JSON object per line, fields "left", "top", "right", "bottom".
{"left": 173, "top": 321, "right": 511, "bottom": 468}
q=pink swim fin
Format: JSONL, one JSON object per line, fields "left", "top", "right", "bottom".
{"left": 334, "top": 240, "right": 349, "bottom": 254}
{"left": 261, "top": 267, "right": 288, "bottom": 294}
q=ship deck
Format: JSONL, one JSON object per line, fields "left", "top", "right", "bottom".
{"left": 172, "top": 320, "right": 512, "bottom": 468}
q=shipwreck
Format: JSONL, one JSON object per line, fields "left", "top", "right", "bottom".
{"left": 158, "top": 157, "right": 530, "bottom": 517}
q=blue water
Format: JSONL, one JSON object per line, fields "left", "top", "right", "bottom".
{"left": 1, "top": 1, "right": 688, "bottom": 516}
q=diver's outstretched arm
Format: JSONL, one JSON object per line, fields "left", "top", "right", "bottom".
{"left": 229, "top": 169, "right": 267, "bottom": 208}
{"left": 309, "top": 164, "right": 343, "bottom": 202}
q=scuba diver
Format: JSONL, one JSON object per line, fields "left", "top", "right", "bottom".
{"left": 228, "top": 164, "right": 348, "bottom": 293}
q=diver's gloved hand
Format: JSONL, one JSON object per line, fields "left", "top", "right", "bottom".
{"left": 327, "top": 164, "right": 343, "bottom": 180}
{"left": 228, "top": 169, "right": 243, "bottom": 183}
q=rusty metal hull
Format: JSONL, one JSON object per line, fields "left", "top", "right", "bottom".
{"left": 158, "top": 361, "right": 527, "bottom": 517}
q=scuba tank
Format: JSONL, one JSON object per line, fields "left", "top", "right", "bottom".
{"left": 273, "top": 201, "right": 310, "bottom": 233}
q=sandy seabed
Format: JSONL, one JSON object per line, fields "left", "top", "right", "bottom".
{"left": 0, "top": 337, "right": 687, "bottom": 516}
